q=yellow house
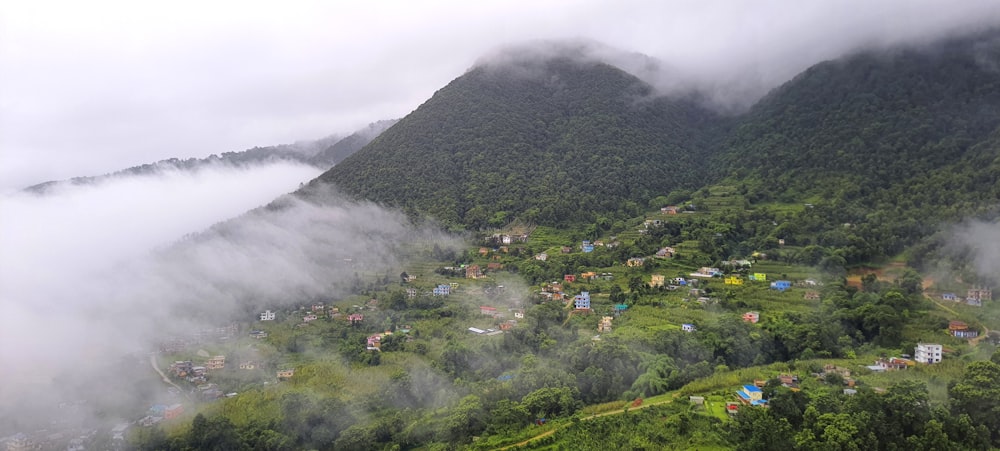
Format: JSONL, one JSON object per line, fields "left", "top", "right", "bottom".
{"left": 650, "top": 274, "right": 665, "bottom": 287}
{"left": 627, "top": 257, "right": 645, "bottom": 267}
{"left": 724, "top": 276, "right": 744, "bottom": 285}
{"left": 598, "top": 316, "right": 613, "bottom": 333}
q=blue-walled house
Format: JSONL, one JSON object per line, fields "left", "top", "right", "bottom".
{"left": 770, "top": 280, "right": 792, "bottom": 291}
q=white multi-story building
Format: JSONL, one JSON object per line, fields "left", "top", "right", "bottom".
{"left": 914, "top": 343, "right": 942, "bottom": 364}
{"left": 260, "top": 310, "right": 275, "bottom": 321}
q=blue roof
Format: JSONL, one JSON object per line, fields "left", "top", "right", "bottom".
{"left": 736, "top": 391, "right": 751, "bottom": 400}
{"left": 743, "top": 385, "right": 762, "bottom": 393}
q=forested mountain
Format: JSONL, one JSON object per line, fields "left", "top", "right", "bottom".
{"left": 314, "top": 32, "right": 1000, "bottom": 265}
{"left": 309, "top": 119, "right": 399, "bottom": 167}
{"left": 717, "top": 31, "right": 1000, "bottom": 264}
{"left": 24, "top": 121, "right": 393, "bottom": 194}
{"left": 313, "top": 53, "right": 725, "bottom": 227}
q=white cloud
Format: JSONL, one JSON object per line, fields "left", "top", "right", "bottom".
{"left": 3, "top": 1, "right": 999, "bottom": 189}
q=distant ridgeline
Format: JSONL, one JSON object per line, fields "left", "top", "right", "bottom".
{"left": 23, "top": 120, "right": 396, "bottom": 195}
{"left": 313, "top": 31, "right": 1000, "bottom": 265}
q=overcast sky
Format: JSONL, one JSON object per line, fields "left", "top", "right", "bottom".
{"left": 3, "top": 0, "right": 1000, "bottom": 191}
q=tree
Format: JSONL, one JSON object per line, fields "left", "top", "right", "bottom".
{"left": 730, "top": 407, "right": 794, "bottom": 451}
{"left": 399, "top": 271, "right": 409, "bottom": 283}
{"left": 949, "top": 361, "right": 1000, "bottom": 446}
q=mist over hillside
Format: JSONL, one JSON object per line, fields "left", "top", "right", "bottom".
{"left": 0, "top": 178, "right": 462, "bottom": 434}
{"left": 316, "top": 30, "right": 1000, "bottom": 266}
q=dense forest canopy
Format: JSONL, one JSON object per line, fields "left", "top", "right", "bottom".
{"left": 314, "top": 32, "right": 1000, "bottom": 268}
{"left": 314, "top": 54, "right": 725, "bottom": 228}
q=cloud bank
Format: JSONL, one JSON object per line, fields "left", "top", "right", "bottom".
{"left": 4, "top": 1, "right": 1000, "bottom": 188}
{"left": 0, "top": 162, "right": 460, "bottom": 432}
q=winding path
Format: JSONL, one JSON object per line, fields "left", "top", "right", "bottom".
{"left": 496, "top": 395, "right": 678, "bottom": 450}
{"left": 150, "top": 355, "right": 189, "bottom": 398}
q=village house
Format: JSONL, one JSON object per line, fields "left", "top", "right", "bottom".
{"left": 487, "top": 262, "right": 503, "bottom": 270}
{"left": 613, "top": 303, "right": 629, "bottom": 314}
{"left": 770, "top": 280, "right": 792, "bottom": 291}
{"left": 164, "top": 404, "right": 184, "bottom": 420}
{"left": 561, "top": 246, "right": 572, "bottom": 253}
{"left": 650, "top": 274, "right": 665, "bottom": 287}
{"left": 742, "top": 311, "right": 760, "bottom": 324}
{"left": 169, "top": 361, "right": 194, "bottom": 378}
{"left": 968, "top": 286, "right": 992, "bottom": 301}
{"left": 535, "top": 252, "right": 548, "bottom": 261}
{"left": 581, "top": 271, "right": 597, "bottom": 280}
{"left": 694, "top": 267, "right": 723, "bottom": 278}
{"left": 626, "top": 257, "right": 645, "bottom": 267}
{"left": 206, "top": 355, "right": 225, "bottom": 370}
{"left": 514, "top": 309, "right": 525, "bottom": 319}
{"left": 478, "top": 247, "right": 489, "bottom": 256}
{"left": 466, "top": 264, "right": 483, "bottom": 279}
{"left": 574, "top": 292, "right": 591, "bottom": 310}
{"left": 328, "top": 307, "right": 340, "bottom": 318}
{"left": 598, "top": 316, "right": 613, "bottom": 333}
{"left": 582, "top": 240, "right": 595, "bottom": 253}
{"left": 250, "top": 330, "right": 268, "bottom": 339}
{"left": 433, "top": 284, "right": 451, "bottom": 296}
{"left": 914, "top": 343, "right": 943, "bottom": 364}
{"left": 868, "top": 357, "right": 911, "bottom": 372}
{"left": 499, "top": 321, "right": 514, "bottom": 331}
{"left": 347, "top": 313, "right": 364, "bottom": 325}
{"left": 736, "top": 385, "right": 767, "bottom": 406}
{"left": 311, "top": 303, "right": 324, "bottom": 312}
{"left": 303, "top": 313, "right": 318, "bottom": 322}
{"left": 779, "top": 374, "right": 801, "bottom": 391}
{"left": 682, "top": 323, "right": 696, "bottom": 332}
{"left": 724, "top": 276, "right": 744, "bottom": 285}
{"left": 804, "top": 291, "right": 821, "bottom": 301}
{"left": 655, "top": 247, "right": 676, "bottom": 258}
{"left": 748, "top": 273, "right": 767, "bottom": 282}
{"left": 564, "top": 274, "right": 577, "bottom": 282}
{"left": 367, "top": 335, "right": 382, "bottom": 350}
{"left": 406, "top": 287, "right": 418, "bottom": 298}
{"left": 949, "top": 321, "right": 979, "bottom": 339}
{"left": 480, "top": 306, "right": 498, "bottom": 316}
{"left": 239, "top": 361, "right": 257, "bottom": 370}
{"left": 725, "top": 259, "right": 753, "bottom": 268}
{"left": 661, "top": 206, "right": 679, "bottom": 215}
{"left": 259, "top": 310, "right": 276, "bottom": 321}
{"left": 277, "top": 369, "right": 295, "bottom": 380}
{"left": 942, "top": 292, "right": 957, "bottom": 301}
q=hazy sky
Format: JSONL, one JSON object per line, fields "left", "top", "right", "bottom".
{"left": 3, "top": 0, "right": 1000, "bottom": 191}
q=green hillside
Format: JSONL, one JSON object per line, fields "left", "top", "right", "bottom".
{"left": 312, "top": 32, "right": 1000, "bottom": 271}
{"left": 313, "top": 55, "right": 725, "bottom": 228}
{"left": 718, "top": 32, "right": 1000, "bottom": 264}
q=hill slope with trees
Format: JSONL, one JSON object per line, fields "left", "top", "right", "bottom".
{"left": 313, "top": 54, "right": 726, "bottom": 228}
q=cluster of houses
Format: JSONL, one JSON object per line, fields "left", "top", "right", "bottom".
{"left": 949, "top": 321, "right": 979, "bottom": 339}
{"left": 138, "top": 403, "right": 184, "bottom": 427}
{"left": 466, "top": 305, "right": 523, "bottom": 335}
{"left": 941, "top": 286, "right": 992, "bottom": 307}
{"left": 155, "top": 323, "right": 239, "bottom": 354}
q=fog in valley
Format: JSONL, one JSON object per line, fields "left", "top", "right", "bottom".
{"left": 0, "top": 163, "right": 462, "bottom": 434}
